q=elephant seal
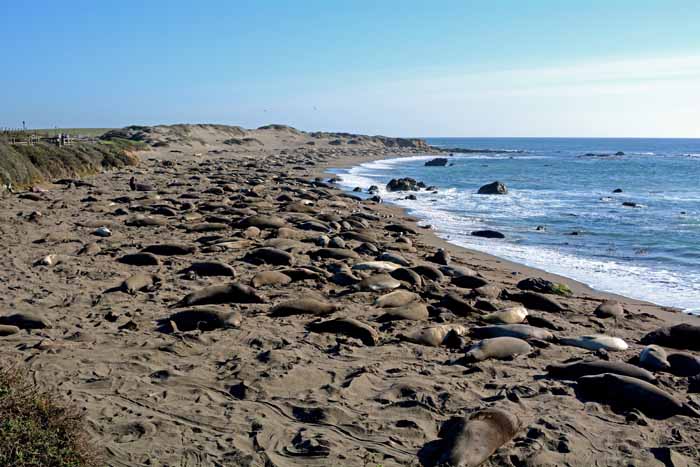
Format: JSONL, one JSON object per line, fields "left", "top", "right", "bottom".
{"left": 403, "top": 324, "right": 469, "bottom": 347}
{"left": 451, "top": 274, "right": 489, "bottom": 289}
{"left": 352, "top": 261, "right": 401, "bottom": 273}
{"left": 357, "top": 274, "right": 401, "bottom": 292}
{"left": 389, "top": 268, "right": 423, "bottom": 287}
{"left": 307, "top": 318, "right": 379, "bottom": 346}
{"left": 595, "top": 300, "right": 624, "bottom": 319}
{"left": 238, "top": 215, "right": 287, "bottom": 229}
{"left": 374, "top": 290, "right": 419, "bottom": 308}
{"left": 667, "top": 352, "right": 700, "bottom": 377}
{"left": 0, "top": 325, "right": 20, "bottom": 336}
{"left": 483, "top": 305, "right": 528, "bottom": 324}
{"left": 269, "top": 299, "right": 337, "bottom": 317}
{"left": 463, "top": 337, "right": 532, "bottom": 362}
{"left": 179, "top": 261, "right": 236, "bottom": 277}
{"left": 559, "top": 334, "right": 628, "bottom": 351}
{"left": 121, "top": 273, "right": 161, "bottom": 294}
{"left": 641, "top": 323, "right": 700, "bottom": 351}
{"left": 377, "top": 302, "right": 429, "bottom": 322}
{"left": 310, "top": 248, "right": 360, "bottom": 260}
{"left": 472, "top": 324, "right": 553, "bottom": 341}
{"left": 243, "top": 247, "right": 295, "bottom": 266}
{"left": 508, "top": 291, "right": 563, "bottom": 312}
{"left": 161, "top": 307, "right": 241, "bottom": 332}
{"left": 411, "top": 264, "right": 445, "bottom": 283}
{"left": 577, "top": 373, "right": 700, "bottom": 419}
{"left": 251, "top": 271, "right": 292, "bottom": 288}
{"left": 118, "top": 252, "right": 161, "bottom": 266}
{"left": 0, "top": 312, "right": 50, "bottom": 330}
{"left": 439, "top": 293, "right": 479, "bottom": 316}
{"left": 639, "top": 345, "right": 671, "bottom": 372}
{"left": 436, "top": 408, "right": 521, "bottom": 467}
{"left": 142, "top": 243, "right": 195, "bottom": 256}
{"left": 546, "top": 360, "right": 656, "bottom": 383}
{"left": 173, "top": 283, "right": 264, "bottom": 308}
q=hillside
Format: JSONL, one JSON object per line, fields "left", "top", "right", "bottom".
{"left": 102, "top": 123, "right": 430, "bottom": 151}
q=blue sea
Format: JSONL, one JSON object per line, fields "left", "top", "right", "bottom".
{"left": 331, "top": 138, "right": 700, "bottom": 314}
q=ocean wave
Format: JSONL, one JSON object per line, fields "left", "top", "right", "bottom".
{"left": 332, "top": 154, "right": 700, "bottom": 314}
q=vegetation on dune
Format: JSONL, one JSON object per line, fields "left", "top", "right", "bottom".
{"left": 31, "top": 128, "right": 114, "bottom": 138}
{"left": 0, "top": 139, "right": 143, "bottom": 189}
{"left": 0, "top": 365, "right": 99, "bottom": 466}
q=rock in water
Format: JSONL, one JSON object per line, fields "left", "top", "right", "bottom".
{"left": 424, "top": 157, "right": 448, "bottom": 167}
{"left": 386, "top": 177, "right": 420, "bottom": 192}
{"left": 471, "top": 230, "right": 505, "bottom": 239}
{"left": 436, "top": 408, "right": 521, "bottom": 467}
{"left": 577, "top": 373, "right": 700, "bottom": 419}
{"left": 477, "top": 181, "right": 508, "bottom": 195}
{"left": 173, "top": 283, "right": 264, "bottom": 307}
{"left": 546, "top": 360, "right": 656, "bottom": 383}
{"left": 308, "top": 318, "right": 379, "bottom": 346}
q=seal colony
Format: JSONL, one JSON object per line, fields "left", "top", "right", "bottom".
{"left": 0, "top": 123, "right": 699, "bottom": 466}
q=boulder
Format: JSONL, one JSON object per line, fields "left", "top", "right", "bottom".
{"left": 424, "top": 158, "right": 448, "bottom": 167}
{"left": 477, "top": 181, "right": 508, "bottom": 195}
{"left": 386, "top": 178, "right": 419, "bottom": 192}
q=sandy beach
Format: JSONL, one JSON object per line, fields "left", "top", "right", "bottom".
{"left": 1, "top": 124, "right": 699, "bottom": 466}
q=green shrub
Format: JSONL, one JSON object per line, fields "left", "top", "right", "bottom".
{"left": 0, "top": 365, "right": 99, "bottom": 466}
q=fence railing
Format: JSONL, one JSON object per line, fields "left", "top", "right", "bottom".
{"left": 0, "top": 129, "right": 98, "bottom": 146}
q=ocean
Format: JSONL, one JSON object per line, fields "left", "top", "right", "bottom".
{"left": 331, "top": 138, "right": 700, "bottom": 314}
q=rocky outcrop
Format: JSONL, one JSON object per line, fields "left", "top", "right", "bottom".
{"left": 386, "top": 178, "right": 420, "bottom": 192}
{"left": 424, "top": 158, "right": 448, "bottom": 167}
{"left": 477, "top": 181, "right": 508, "bottom": 195}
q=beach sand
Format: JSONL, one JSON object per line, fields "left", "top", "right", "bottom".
{"left": 0, "top": 125, "right": 698, "bottom": 466}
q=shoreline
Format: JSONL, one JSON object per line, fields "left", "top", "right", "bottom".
{"left": 320, "top": 151, "right": 695, "bottom": 324}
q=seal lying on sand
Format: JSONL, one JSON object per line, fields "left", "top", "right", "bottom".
{"left": 463, "top": 337, "right": 532, "bottom": 362}
{"left": 641, "top": 323, "right": 700, "bottom": 351}
{"left": 559, "top": 334, "right": 628, "bottom": 351}
{"left": 547, "top": 360, "right": 656, "bottom": 383}
{"left": 434, "top": 408, "right": 521, "bottom": 467}
{"left": 307, "top": 317, "right": 379, "bottom": 346}
{"left": 639, "top": 345, "right": 671, "bottom": 372}
{"left": 173, "top": 283, "right": 264, "bottom": 307}
{"left": 577, "top": 373, "right": 700, "bottom": 419}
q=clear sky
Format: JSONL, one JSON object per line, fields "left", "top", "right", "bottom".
{"left": 2, "top": 0, "right": 699, "bottom": 137}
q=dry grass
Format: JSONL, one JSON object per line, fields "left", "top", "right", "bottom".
{"left": 0, "top": 365, "right": 100, "bottom": 466}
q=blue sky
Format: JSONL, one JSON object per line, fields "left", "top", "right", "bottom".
{"left": 2, "top": 0, "right": 699, "bottom": 136}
